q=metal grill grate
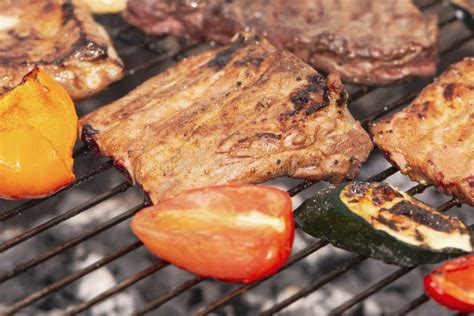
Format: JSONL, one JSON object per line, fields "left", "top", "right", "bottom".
{"left": 1, "top": 0, "right": 473, "bottom": 315}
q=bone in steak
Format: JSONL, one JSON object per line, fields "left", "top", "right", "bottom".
{"left": 371, "top": 58, "right": 474, "bottom": 206}
{"left": 0, "top": 0, "right": 124, "bottom": 100}
{"left": 79, "top": 33, "right": 373, "bottom": 204}
{"left": 124, "top": 0, "right": 439, "bottom": 86}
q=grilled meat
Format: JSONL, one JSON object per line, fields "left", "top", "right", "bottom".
{"left": 80, "top": 33, "right": 373, "bottom": 203}
{"left": 371, "top": 58, "right": 474, "bottom": 206}
{"left": 0, "top": 0, "right": 124, "bottom": 100}
{"left": 124, "top": 0, "right": 209, "bottom": 40}
{"left": 124, "top": 0, "right": 439, "bottom": 86}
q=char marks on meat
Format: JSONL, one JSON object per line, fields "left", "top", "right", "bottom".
{"left": 0, "top": 0, "right": 124, "bottom": 100}
{"left": 79, "top": 33, "right": 373, "bottom": 203}
{"left": 124, "top": 0, "right": 438, "bottom": 86}
{"left": 371, "top": 58, "right": 474, "bottom": 206}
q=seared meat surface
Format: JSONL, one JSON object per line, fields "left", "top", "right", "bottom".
{"left": 124, "top": 0, "right": 209, "bottom": 40}
{"left": 124, "top": 0, "right": 438, "bottom": 85}
{"left": 80, "top": 33, "right": 373, "bottom": 203}
{"left": 0, "top": 0, "right": 124, "bottom": 100}
{"left": 371, "top": 58, "right": 474, "bottom": 206}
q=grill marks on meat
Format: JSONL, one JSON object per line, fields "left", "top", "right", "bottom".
{"left": 124, "top": 0, "right": 438, "bottom": 86}
{"left": 371, "top": 58, "right": 474, "bottom": 206}
{"left": 0, "top": 0, "right": 124, "bottom": 100}
{"left": 79, "top": 33, "right": 373, "bottom": 203}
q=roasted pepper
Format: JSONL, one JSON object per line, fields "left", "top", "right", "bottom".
{"left": 0, "top": 68, "right": 77, "bottom": 199}
{"left": 424, "top": 254, "right": 474, "bottom": 313}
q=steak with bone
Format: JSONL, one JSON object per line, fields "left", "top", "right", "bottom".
{"left": 124, "top": 0, "right": 439, "bottom": 86}
{"left": 80, "top": 33, "right": 373, "bottom": 203}
{"left": 371, "top": 58, "right": 474, "bottom": 206}
{"left": 0, "top": 0, "right": 124, "bottom": 100}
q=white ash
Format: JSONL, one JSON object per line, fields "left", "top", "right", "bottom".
{"left": 1, "top": 148, "right": 473, "bottom": 316}
{"left": 75, "top": 253, "right": 136, "bottom": 315}
{"left": 2, "top": 24, "right": 474, "bottom": 315}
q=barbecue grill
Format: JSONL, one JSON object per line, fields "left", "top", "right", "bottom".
{"left": 1, "top": 0, "right": 473, "bottom": 315}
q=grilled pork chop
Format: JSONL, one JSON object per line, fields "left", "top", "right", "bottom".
{"left": 0, "top": 0, "right": 124, "bottom": 100}
{"left": 80, "top": 33, "right": 373, "bottom": 203}
{"left": 124, "top": 0, "right": 438, "bottom": 86}
{"left": 371, "top": 58, "right": 474, "bottom": 206}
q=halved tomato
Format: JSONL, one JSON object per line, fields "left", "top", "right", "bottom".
{"left": 131, "top": 184, "right": 295, "bottom": 283}
{"left": 424, "top": 254, "right": 474, "bottom": 313}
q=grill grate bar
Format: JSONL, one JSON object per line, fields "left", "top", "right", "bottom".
{"left": 150, "top": 185, "right": 426, "bottom": 315}
{"left": 361, "top": 91, "right": 417, "bottom": 126}
{"left": 327, "top": 198, "right": 458, "bottom": 315}
{"left": 197, "top": 240, "right": 329, "bottom": 315}
{"left": 259, "top": 198, "right": 459, "bottom": 315}
{"left": 57, "top": 210, "right": 331, "bottom": 314}
{"left": 347, "top": 12, "right": 457, "bottom": 104}
{"left": 0, "top": 161, "right": 114, "bottom": 222}
{"left": 288, "top": 180, "right": 315, "bottom": 197}
{"left": 125, "top": 41, "right": 202, "bottom": 76}
{"left": 1, "top": 169, "right": 327, "bottom": 312}
{"left": 260, "top": 256, "right": 367, "bottom": 316}
{"left": 405, "top": 183, "right": 429, "bottom": 196}
{"left": 329, "top": 267, "right": 415, "bottom": 315}
{"left": 127, "top": 241, "right": 331, "bottom": 316}
{"left": 0, "top": 181, "right": 131, "bottom": 252}
{"left": 367, "top": 166, "right": 399, "bottom": 182}
{"left": 118, "top": 0, "right": 442, "bottom": 85}
{"left": 1, "top": 1, "right": 471, "bottom": 314}
{"left": 0, "top": 0, "right": 460, "bottom": 226}
{"left": 394, "top": 293, "right": 429, "bottom": 315}
{"left": 362, "top": 32, "right": 473, "bottom": 127}
{"left": 2, "top": 241, "right": 143, "bottom": 315}
{"left": 133, "top": 276, "right": 205, "bottom": 316}
{"left": 0, "top": 38, "right": 203, "bottom": 224}
{"left": 65, "top": 261, "right": 169, "bottom": 315}
{"left": 0, "top": 202, "right": 146, "bottom": 283}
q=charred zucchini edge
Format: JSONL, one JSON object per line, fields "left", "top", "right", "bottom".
{"left": 294, "top": 183, "right": 472, "bottom": 267}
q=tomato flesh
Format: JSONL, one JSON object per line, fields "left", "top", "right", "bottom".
{"left": 131, "top": 184, "right": 294, "bottom": 282}
{"left": 424, "top": 255, "right": 474, "bottom": 313}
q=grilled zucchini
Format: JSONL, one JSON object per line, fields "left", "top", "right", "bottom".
{"left": 294, "top": 182, "right": 473, "bottom": 266}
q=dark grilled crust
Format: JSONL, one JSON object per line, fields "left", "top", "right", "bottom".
{"left": 123, "top": 0, "right": 439, "bottom": 86}
{"left": 371, "top": 58, "right": 474, "bottom": 206}
{"left": 0, "top": 0, "right": 124, "bottom": 100}
{"left": 79, "top": 33, "right": 373, "bottom": 203}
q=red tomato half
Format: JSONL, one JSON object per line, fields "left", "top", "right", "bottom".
{"left": 424, "top": 254, "right": 474, "bottom": 313}
{"left": 131, "top": 184, "right": 295, "bottom": 283}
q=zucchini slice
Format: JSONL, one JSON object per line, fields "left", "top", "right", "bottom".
{"left": 294, "top": 182, "right": 473, "bottom": 266}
